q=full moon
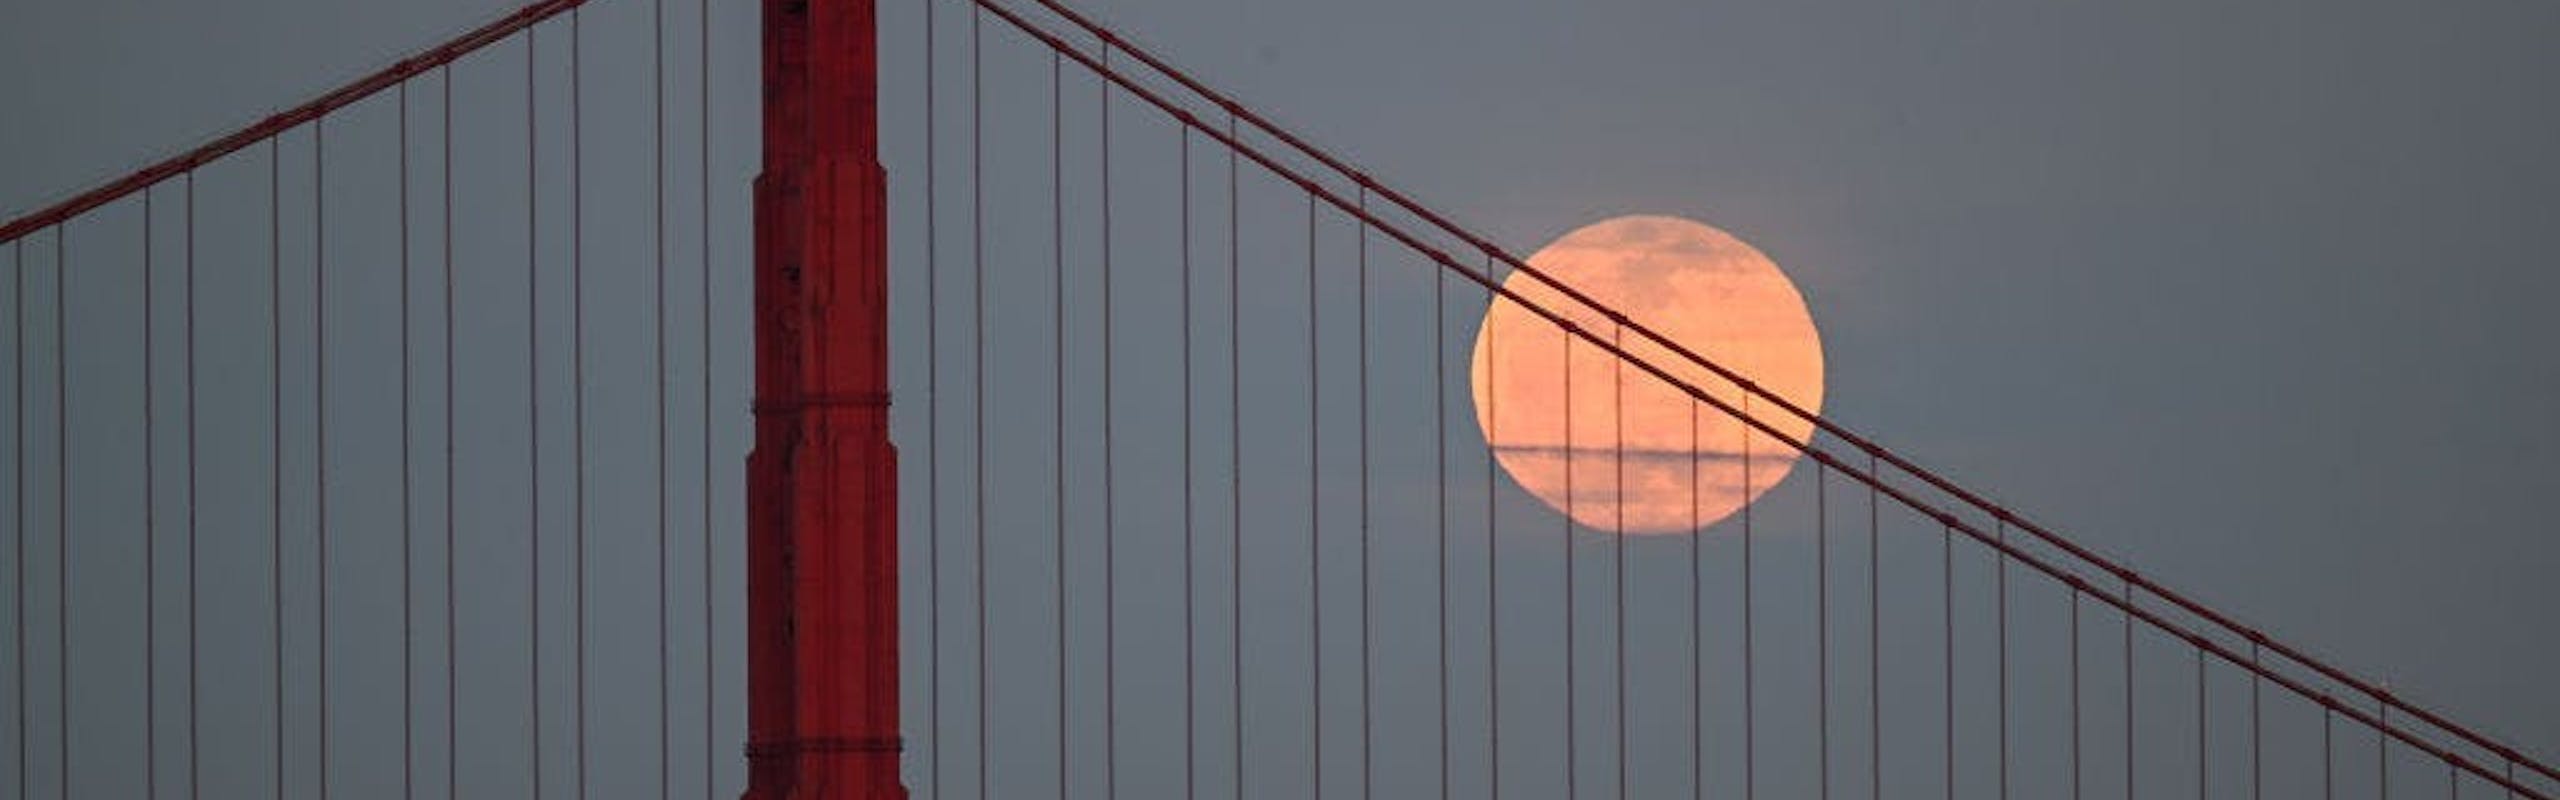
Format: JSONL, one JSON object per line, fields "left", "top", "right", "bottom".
{"left": 1469, "top": 215, "right": 1825, "bottom": 534}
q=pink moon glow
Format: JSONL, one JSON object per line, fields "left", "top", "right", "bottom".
{"left": 1468, "top": 215, "right": 1825, "bottom": 534}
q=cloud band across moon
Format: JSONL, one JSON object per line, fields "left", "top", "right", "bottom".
{"left": 1470, "top": 215, "right": 1825, "bottom": 535}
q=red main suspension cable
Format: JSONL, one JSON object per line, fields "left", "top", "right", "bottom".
{"left": 0, "top": 0, "right": 594, "bottom": 247}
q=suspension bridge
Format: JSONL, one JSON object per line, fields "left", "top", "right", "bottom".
{"left": 0, "top": 0, "right": 2551, "bottom": 797}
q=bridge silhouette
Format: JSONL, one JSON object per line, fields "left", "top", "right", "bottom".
{"left": 1, "top": 0, "right": 2551, "bottom": 797}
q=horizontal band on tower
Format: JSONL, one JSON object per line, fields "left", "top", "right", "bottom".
{"left": 752, "top": 391, "right": 892, "bottom": 415}
{"left": 743, "top": 735, "right": 905, "bottom": 762}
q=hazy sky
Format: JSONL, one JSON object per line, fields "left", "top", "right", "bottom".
{"left": 4, "top": 0, "right": 2556, "bottom": 797}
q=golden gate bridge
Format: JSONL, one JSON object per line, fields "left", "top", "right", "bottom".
{"left": 0, "top": 0, "right": 2551, "bottom": 797}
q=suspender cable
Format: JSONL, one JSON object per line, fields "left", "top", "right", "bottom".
{"left": 399, "top": 79, "right": 417, "bottom": 800}
{"left": 697, "top": 0, "right": 716, "bottom": 790}
{"left": 1941, "top": 520, "right": 1953, "bottom": 800}
{"left": 145, "top": 184, "right": 160, "bottom": 800}
{"left": 526, "top": 34, "right": 545, "bottom": 798}
{"left": 1485, "top": 255, "right": 1501, "bottom": 800}
{"left": 272, "top": 138, "right": 288, "bottom": 800}
{"left": 2069, "top": 586, "right": 2082, "bottom": 800}
{"left": 2322, "top": 707, "right": 2332, "bottom": 800}
{"left": 971, "top": 6, "right": 991, "bottom": 797}
{"left": 1306, "top": 187, "right": 1321, "bottom": 800}
{"left": 640, "top": 0, "right": 670, "bottom": 794}
{"left": 443, "top": 65, "right": 462, "bottom": 800}
{"left": 2251, "top": 642, "right": 2263, "bottom": 800}
{"left": 1226, "top": 110, "right": 1244, "bottom": 800}
{"left": 1358, "top": 188, "right": 1376, "bottom": 800}
{"left": 649, "top": 0, "right": 670, "bottom": 792}
{"left": 1819, "top": 461, "right": 1831, "bottom": 800}
{"left": 2198, "top": 644, "right": 2208, "bottom": 800}
{"left": 1689, "top": 402, "right": 1702, "bottom": 800}
{"left": 55, "top": 227, "right": 70, "bottom": 799}
{"left": 1868, "top": 453, "right": 1880, "bottom": 800}
{"left": 1182, "top": 121, "right": 1203, "bottom": 800}
{"left": 2124, "top": 582, "right": 2136, "bottom": 800}
{"left": 922, "top": 0, "right": 945, "bottom": 786}
{"left": 185, "top": 170, "right": 203, "bottom": 800}
{"left": 1563, "top": 328, "right": 1577, "bottom": 800}
{"left": 1433, "top": 210, "right": 1451, "bottom": 800}
{"left": 1612, "top": 323, "right": 1627, "bottom": 800}
{"left": 650, "top": 0, "right": 670, "bottom": 789}
{"left": 1742, "top": 394, "right": 1755, "bottom": 800}
{"left": 12, "top": 238, "right": 23, "bottom": 800}
{"left": 1996, "top": 521, "right": 2009, "bottom": 800}
{"left": 1049, "top": 50, "right": 1069, "bottom": 800}
{"left": 1100, "top": 43, "right": 1122, "bottom": 800}
{"left": 568, "top": 13, "right": 590, "bottom": 795}
{"left": 316, "top": 116, "right": 333, "bottom": 800}
{"left": 1180, "top": 121, "right": 1199, "bottom": 800}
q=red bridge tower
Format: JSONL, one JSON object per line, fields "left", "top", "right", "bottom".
{"left": 743, "top": 0, "right": 906, "bottom": 797}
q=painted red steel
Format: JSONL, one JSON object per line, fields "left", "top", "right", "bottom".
{"left": 0, "top": 0, "right": 592, "bottom": 246}
{"left": 743, "top": 0, "right": 906, "bottom": 797}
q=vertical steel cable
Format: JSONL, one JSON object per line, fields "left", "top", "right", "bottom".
{"left": 1996, "top": 521, "right": 2009, "bottom": 800}
{"left": 1612, "top": 325, "right": 1626, "bottom": 800}
{"left": 1941, "top": 520, "right": 1952, "bottom": 800}
{"left": 316, "top": 115, "right": 333, "bottom": 800}
{"left": 2250, "top": 642, "right": 2263, "bottom": 800}
{"left": 1484, "top": 255, "right": 1501, "bottom": 800}
{"left": 2380, "top": 703, "right": 2391, "bottom": 798}
{"left": 185, "top": 170, "right": 202, "bottom": 800}
{"left": 2119, "top": 582, "right": 2140, "bottom": 800}
{"left": 2197, "top": 646, "right": 2207, "bottom": 800}
{"left": 1867, "top": 453, "right": 1880, "bottom": 800}
{"left": 2322, "top": 707, "right": 2333, "bottom": 800}
{"left": 1688, "top": 402, "right": 1701, "bottom": 800}
{"left": 1357, "top": 188, "right": 1375, "bottom": 800}
{"left": 697, "top": 0, "right": 716, "bottom": 790}
{"left": 1742, "top": 394, "right": 1755, "bottom": 800}
{"left": 568, "top": 13, "right": 590, "bottom": 796}
{"left": 1433, "top": 213, "right": 1450, "bottom": 800}
{"left": 1818, "top": 461, "right": 1831, "bottom": 800}
{"left": 271, "top": 137, "right": 288, "bottom": 800}
{"left": 443, "top": 65, "right": 461, "bottom": 800}
{"left": 1049, "top": 49, "right": 1069, "bottom": 800}
{"left": 922, "top": 0, "right": 942, "bottom": 789}
{"left": 2124, "top": 581, "right": 2136, "bottom": 800}
{"left": 12, "top": 237, "right": 22, "bottom": 800}
{"left": 527, "top": 32, "right": 546, "bottom": 798}
{"left": 1564, "top": 331, "right": 1578, "bottom": 800}
{"left": 1100, "top": 43, "right": 1122, "bottom": 800}
{"left": 145, "top": 184, "right": 160, "bottom": 800}
{"left": 1180, "top": 124, "right": 1199, "bottom": 800}
{"left": 399, "top": 79, "right": 417, "bottom": 800}
{"left": 55, "top": 225, "right": 71, "bottom": 798}
{"left": 1224, "top": 110, "right": 1243, "bottom": 800}
{"left": 1305, "top": 187, "right": 1321, "bottom": 800}
{"left": 650, "top": 0, "right": 671, "bottom": 793}
{"left": 2069, "top": 587, "right": 2082, "bottom": 800}
{"left": 970, "top": 7, "right": 991, "bottom": 797}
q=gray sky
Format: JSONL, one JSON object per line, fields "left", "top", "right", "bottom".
{"left": 4, "top": 0, "right": 2556, "bottom": 798}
